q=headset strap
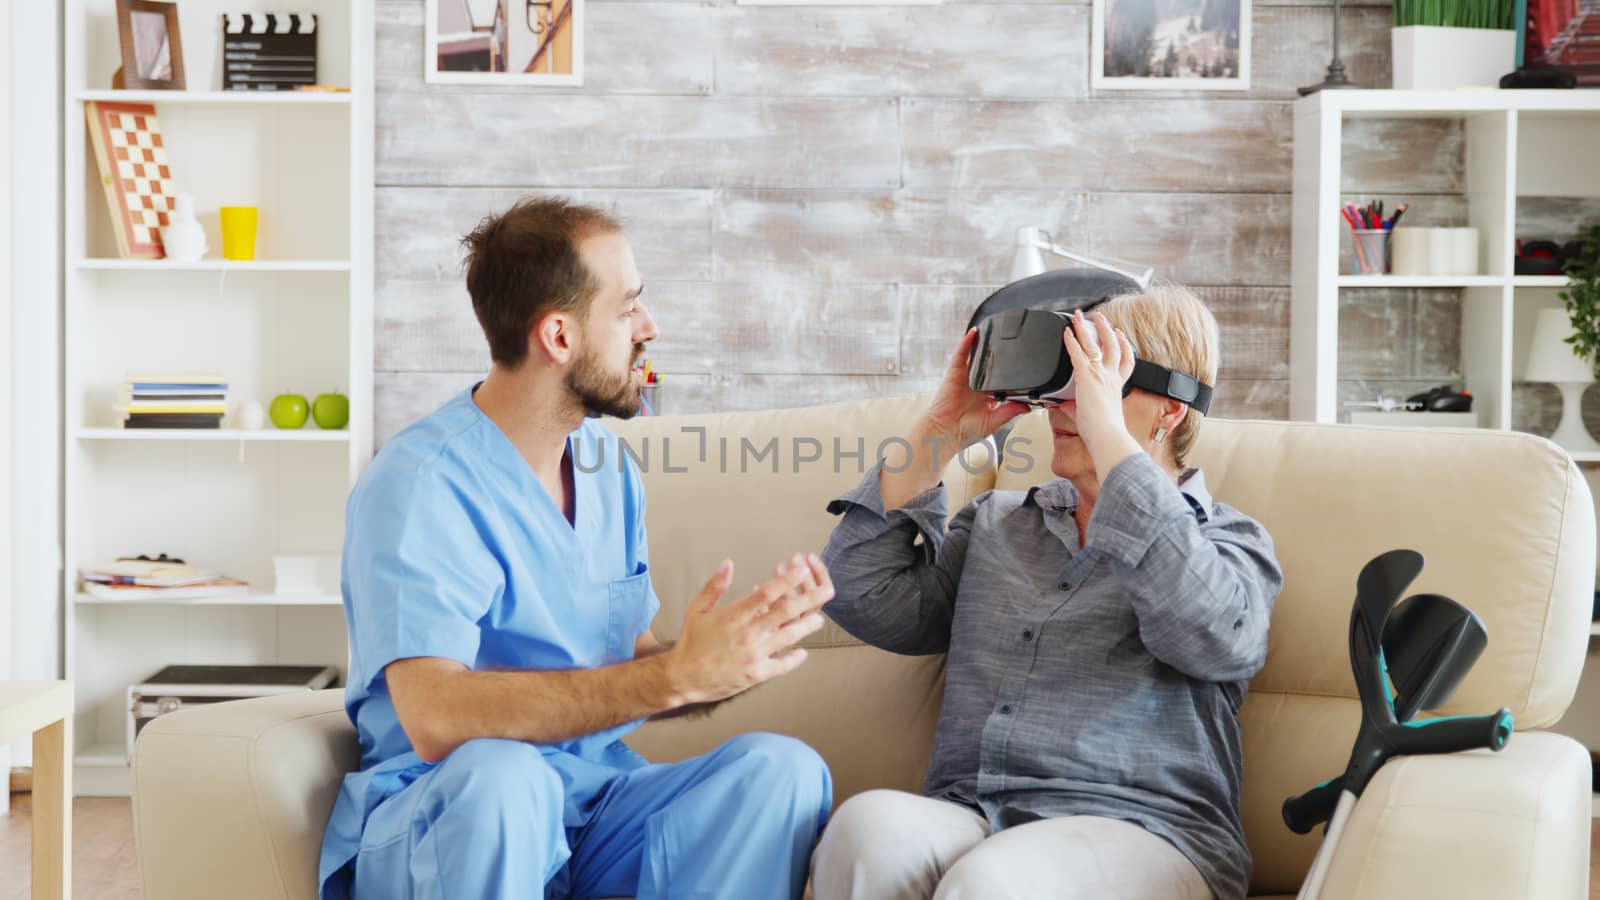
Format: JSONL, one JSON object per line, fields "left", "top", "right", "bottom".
{"left": 1125, "top": 360, "right": 1213, "bottom": 415}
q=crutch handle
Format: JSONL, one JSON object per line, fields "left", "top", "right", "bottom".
{"left": 1391, "top": 708, "right": 1514, "bottom": 756}
{"left": 1282, "top": 776, "right": 1346, "bottom": 835}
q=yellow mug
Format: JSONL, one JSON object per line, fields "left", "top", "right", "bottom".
{"left": 220, "top": 206, "right": 259, "bottom": 261}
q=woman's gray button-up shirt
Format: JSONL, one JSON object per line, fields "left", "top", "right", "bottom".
{"left": 821, "top": 451, "right": 1284, "bottom": 900}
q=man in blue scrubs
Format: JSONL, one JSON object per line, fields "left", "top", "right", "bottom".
{"left": 319, "top": 197, "right": 835, "bottom": 900}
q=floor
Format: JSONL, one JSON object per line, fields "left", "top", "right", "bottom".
{"left": 1, "top": 794, "right": 1598, "bottom": 899}
{"left": 1, "top": 794, "right": 139, "bottom": 900}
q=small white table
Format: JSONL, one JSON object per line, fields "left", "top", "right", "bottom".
{"left": 0, "top": 681, "right": 73, "bottom": 900}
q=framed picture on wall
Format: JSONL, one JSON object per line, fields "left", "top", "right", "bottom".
{"left": 425, "top": 0, "right": 584, "bottom": 85}
{"left": 115, "top": 0, "right": 186, "bottom": 90}
{"left": 1522, "top": 0, "right": 1600, "bottom": 86}
{"left": 1092, "top": 0, "right": 1251, "bottom": 91}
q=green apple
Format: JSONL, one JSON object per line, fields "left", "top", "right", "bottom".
{"left": 269, "top": 393, "right": 310, "bottom": 429}
{"left": 312, "top": 392, "right": 350, "bottom": 430}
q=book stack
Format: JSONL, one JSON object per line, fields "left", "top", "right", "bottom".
{"left": 122, "top": 371, "right": 228, "bottom": 429}
{"left": 80, "top": 556, "right": 250, "bottom": 601}
{"left": 222, "top": 13, "right": 319, "bottom": 91}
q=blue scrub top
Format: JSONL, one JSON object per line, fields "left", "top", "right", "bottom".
{"left": 319, "top": 385, "right": 661, "bottom": 898}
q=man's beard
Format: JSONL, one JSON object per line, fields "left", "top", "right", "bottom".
{"left": 567, "top": 342, "right": 644, "bottom": 419}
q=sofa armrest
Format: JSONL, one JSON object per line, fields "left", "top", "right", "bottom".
{"left": 1318, "top": 729, "right": 1590, "bottom": 899}
{"left": 133, "top": 690, "right": 356, "bottom": 900}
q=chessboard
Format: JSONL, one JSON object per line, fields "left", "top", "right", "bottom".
{"left": 85, "top": 101, "right": 177, "bottom": 259}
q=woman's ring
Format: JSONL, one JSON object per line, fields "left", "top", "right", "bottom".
{"left": 1085, "top": 351, "right": 1103, "bottom": 365}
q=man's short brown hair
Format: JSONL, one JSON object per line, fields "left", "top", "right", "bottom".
{"left": 460, "top": 197, "right": 622, "bottom": 369}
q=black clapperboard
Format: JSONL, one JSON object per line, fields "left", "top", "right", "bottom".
{"left": 222, "top": 13, "right": 318, "bottom": 91}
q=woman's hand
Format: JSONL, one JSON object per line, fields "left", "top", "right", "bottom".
{"left": 877, "top": 328, "right": 1031, "bottom": 511}
{"left": 1062, "top": 310, "right": 1143, "bottom": 475}
{"left": 916, "top": 327, "right": 1032, "bottom": 454}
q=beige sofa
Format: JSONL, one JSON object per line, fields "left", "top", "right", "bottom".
{"left": 134, "top": 395, "right": 1596, "bottom": 899}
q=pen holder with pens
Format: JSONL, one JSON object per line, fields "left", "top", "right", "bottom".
{"left": 1346, "top": 228, "right": 1390, "bottom": 275}
{"left": 1341, "top": 201, "right": 1404, "bottom": 275}
{"left": 635, "top": 358, "right": 662, "bottom": 416}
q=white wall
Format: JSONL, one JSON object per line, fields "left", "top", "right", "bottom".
{"left": 6, "top": 0, "right": 63, "bottom": 776}
{"left": 0, "top": 0, "right": 13, "bottom": 818}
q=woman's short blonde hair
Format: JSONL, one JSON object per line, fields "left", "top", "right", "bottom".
{"left": 1095, "top": 283, "right": 1219, "bottom": 469}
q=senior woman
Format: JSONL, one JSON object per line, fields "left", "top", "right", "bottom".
{"left": 809, "top": 286, "right": 1283, "bottom": 900}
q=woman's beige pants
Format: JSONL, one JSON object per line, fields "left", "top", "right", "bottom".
{"left": 810, "top": 789, "right": 1215, "bottom": 900}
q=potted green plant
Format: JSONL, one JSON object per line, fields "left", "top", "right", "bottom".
{"left": 1559, "top": 225, "right": 1600, "bottom": 378}
{"left": 1392, "top": 0, "right": 1516, "bottom": 89}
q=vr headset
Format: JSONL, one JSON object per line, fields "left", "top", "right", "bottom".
{"left": 966, "top": 272, "right": 1214, "bottom": 414}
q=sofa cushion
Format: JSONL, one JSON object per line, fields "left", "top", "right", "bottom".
{"left": 627, "top": 645, "right": 946, "bottom": 805}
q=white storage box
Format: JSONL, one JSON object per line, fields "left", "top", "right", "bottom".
{"left": 271, "top": 553, "right": 341, "bottom": 595}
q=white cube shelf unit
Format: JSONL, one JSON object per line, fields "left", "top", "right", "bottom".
{"left": 1291, "top": 89, "right": 1600, "bottom": 430}
{"left": 63, "top": 0, "right": 373, "bottom": 795}
{"left": 1295, "top": 89, "right": 1600, "bottom": 815}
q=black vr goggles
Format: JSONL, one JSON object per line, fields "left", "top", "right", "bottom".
{"left": 965, "top": 270, "right": 1214, "bottom": 414}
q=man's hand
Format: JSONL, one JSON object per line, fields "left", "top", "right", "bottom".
{"left": 383, "top": 555, "right": 833, "bottom": 762}
{"left": 664, "top": 553, "right": 834, "bottom": 706}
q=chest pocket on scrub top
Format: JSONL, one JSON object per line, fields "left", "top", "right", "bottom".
{"left": 605, "top": 565, "right": 655, "bottom": 664}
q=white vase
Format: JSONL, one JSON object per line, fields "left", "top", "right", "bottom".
{"left": 237, "top": 401, "right": 266, "bottom": 431}
{"left": 1391, "top": 26, "right": 1516, "bottom": 90}
{"left": 162, "top": 193, "right": 208, "bottom": 262}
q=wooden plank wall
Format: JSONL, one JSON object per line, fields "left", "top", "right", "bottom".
{"left": 373, "top": 0, "right": 1463, "bottom": 446}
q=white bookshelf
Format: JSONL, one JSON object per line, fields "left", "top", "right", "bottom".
{"left": 1335, "top": 275, "right": 1571, "bottom": 289}
{"left": 73, "top": 592, "right": 342, "bottom": 608}
{"left": 75, "top": 427, "right": 352, "bottom": 443}
{"left": 79, "top": 745, "right": 140, "bottom": 768}
{"left": 73, "top": 258, "right": 352, "bottom": 272}
{"left": 1335, "top": 275, "right": 1506, "bottom": 289}
{"left": 1291, "top": 89, "right": 1600, "bottom": 430}
{"left": 1511, "top": 276, "right": 1574, "bottom": 289}
{"left": 75, "top": 89, "right": 351, "bottom": 106}
{"left": 63, "top": 0, "right": 372, "bottom": 796}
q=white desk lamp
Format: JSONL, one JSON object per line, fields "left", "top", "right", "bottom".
{"left": 1008, "top": 226, "right": 1154, "bottom": 289}
{"left": 1524, "top": 307, "right": 1600, "bottom": 453}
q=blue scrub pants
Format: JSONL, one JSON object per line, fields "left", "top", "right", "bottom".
{"left": 351, "top": 732, "right": 832, "bottom": 900}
